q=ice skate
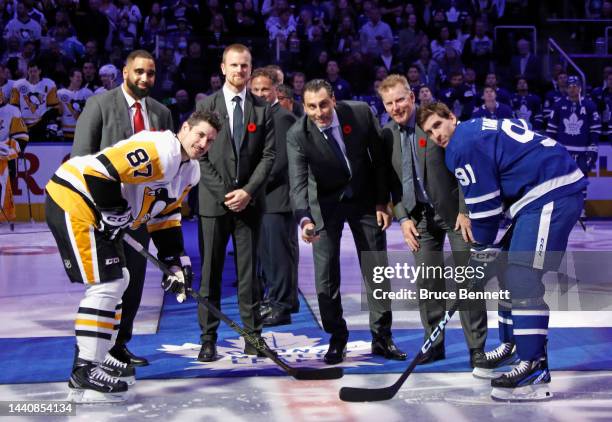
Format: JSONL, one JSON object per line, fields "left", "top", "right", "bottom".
{"left": 472, "top": 343, "right": 519, "bottom": 379}
{"left": 67, "top": 360, "right": 128, "bottom": 403}
{"left": 99, "top": 353, "right": 136, "bottom": 385}
{"left": 491, "top": 358, "right": 552, "bottom": 401}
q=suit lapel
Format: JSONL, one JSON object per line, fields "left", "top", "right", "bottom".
{"left": 145, "top": 97, "right": 159, "bottom": 130}
{"left": 391, "top": 124, "right": 403, "bottom": 178}
{"left": 241, "top": 93, "right": 254, "bottom": 149}
{"left": 113, "top": 88, "right": 132, "bottom": 138}
{"left": 415, "top": 126, "right": 428, "bottom": 183}
{"left": 335, "top": 104, "right": 353, "bottom": 158}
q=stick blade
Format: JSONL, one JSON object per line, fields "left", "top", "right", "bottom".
{"left": 293, "top": 367, "right": 344, "bottom": 380}
{"left": 339, "top": 386, "right": 398, "bottom": 402}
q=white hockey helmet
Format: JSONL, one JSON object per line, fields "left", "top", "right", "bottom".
{"left": 98, "top": 64, "right": 118, "bottom": 81}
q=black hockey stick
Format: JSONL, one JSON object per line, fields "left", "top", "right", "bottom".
{"left": 339, "top": 228, "right": 513, "bottom": 402}
{"left": 122, "top": 232, "right": 344, "bottom": 381}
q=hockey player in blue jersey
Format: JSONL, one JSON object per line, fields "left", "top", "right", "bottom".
{"left": 511, "top": 77, "right": 543, "bottom": 131}
{"left": 472, "top": 87, "right": 514, "bottom": 120}
{"left": 417, "top": 102, "right": 586, "bottom": 401}
{"left": 546, "top": 76, "right": 600, "bottom": 221}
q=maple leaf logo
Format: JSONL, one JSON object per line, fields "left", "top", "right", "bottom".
{"left": 158, "top": 332, "right": 382, "bottom": 373}
{"left": 563, "top": 113, "right": 583, "bottom": 136}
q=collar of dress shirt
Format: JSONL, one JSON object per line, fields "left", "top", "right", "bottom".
{"left": 399, "top": 109, "right": 416, "bottom": 132}
{"left": 319, "top": 109, "right": 340, "bottom": 134}
{"left": 121, "top": 84, "right": 146, "bottom": 112}
{"left": 223, "top": 84, "right": 246, "bottom": 107}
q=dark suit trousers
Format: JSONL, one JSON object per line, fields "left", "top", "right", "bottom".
{"left": 116, "top": 225, "right": 149, "bottom": 346}
{"left": 198, "top": 211, "right": 263, "bottom": 342}
{"left": 412, "top": 204, "right": 487, "bottom": 351}
{"left": 258, "top": 212, "right": 299, "bottom": 313}
{"left": 313, "top": 201, "right": 392, "bottom": 340}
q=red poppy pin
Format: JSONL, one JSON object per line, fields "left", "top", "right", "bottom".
{"left": 342, "top": 124, "right": 352, "bottom": 135}
{"left": 418, "top": 138, "right": 427, "bottom": 148}
{"left": 247, "top": 123, "right": 257, "bottom": 133}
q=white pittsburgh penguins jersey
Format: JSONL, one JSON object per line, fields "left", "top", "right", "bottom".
{"left": 57, "top": 87, "right": 93, "bottom": 140}
{"left": 46, "top": 130, "right": 199, "bottom": 233}
{"left": 0, "top": 104, "right": 28, "bottom": 221}
{"left": 9, "top": 77, "right": 60, "bottom": 127}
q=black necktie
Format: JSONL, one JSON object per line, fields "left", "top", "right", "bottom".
{"left": 323, "top": 127, "right": 349, "bottom": 174}
{"left": 232, "top": 96, "right": 243, "bottom": 152}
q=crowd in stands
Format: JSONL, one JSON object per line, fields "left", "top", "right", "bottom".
{"left": 0, "top": 0, "right": 610, "bottom": 143}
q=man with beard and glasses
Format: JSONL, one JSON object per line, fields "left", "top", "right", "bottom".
{"left": 72, "top": 49, "right": 174, "bottom": 369}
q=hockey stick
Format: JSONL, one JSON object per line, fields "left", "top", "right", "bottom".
{"left": 122, "top": 232, "right": 344, "bottom": 381}
{"left": 19, "top": 154, "right": 34, "bottom": 222}
{"left": 339, "top": 227, "right": 513, "bottom": 402}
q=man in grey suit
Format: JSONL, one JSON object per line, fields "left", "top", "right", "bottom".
{"left": 287, "top": 79, "right": 406, "bottom": 365}
{"left": 195, "top": 44, "right": 276, "bottom": 362}
{"left": 249, "top": 67, "right": 299, "bottom": 326}
{"left": 72, "top": 49, "right": 174, "bottom": 367}
{"left": 378, "top": 74, "right": 487, "bottom": 365}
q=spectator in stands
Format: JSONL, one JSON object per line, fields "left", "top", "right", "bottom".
{"left": 332, "top": 14, "right": 358, "bottom": 56}
{"left": 373, "top": 37, "right": 404, "bottom": 75}
{"left": 81, "top": 61, "right": 100, "bottom": 92}
{"left": 326, "top": 59, "right": 353, "bottom": 101}
{"left": 430, "top": 25, "right": 462, "bottom": 62}
{"left": 417, "top": 84, "right": 435, "bottom": 106}
{"left": 207, "top": 73, "right": 222, "bottom": 95}
{"left": 472, "top": 86, "right": 514, "bottom": 119}
{"left": 3, "top": 1, "right": 42, "bottom": 47}
{"left": 169, "top": 88, "right": 193, "bottom": 131}
{"left": 341, "top": 47, "right": 371, "bottom": 96}
{"left": 397, "top": 13, "right": 429, "bottom": 63}
{"left": 2, "top": 37, "right": 24, "bottom": 78}
{"left": 268, "top": 7, "right": 296, "bottom": 48}
{"left": 483, "top": 72, "right": 511, "bottom": 105}
{"left": 438, "top": 70, "right": 475, "bottom": 120}
{"left": 292, "top": 71, "right": 306, "bottom": 103}
{"left": 81, "top": 40, "right": 107, "bottom": 70}
{"left": 511, "top": 76, "right": 543, "bottom": 130}
{"left": 163, "top": 0, "right": 199, "bottom": 33}
{"left": 206, "top": 13, "right": 230, "bottom": 63}
{"left": 461, "top": 19, "right": 494, "bottom": 80}
{"left": 38, "top": 38, "right": 72, "bottom": 84}
{"left": 54, "top": 23, "right": 85, "bottom": 63}
{"left": 228, "top": 0, "right": 262, "bottom": 38}
{"left": 118, "top": 0, "right": 141, "bottom": 37}
{"left": 179, "top": 40, "right": 210, "bottom": 97}
{"left": 73, "top": 0, "right": 110, "bottom": 54}
{"left": 359, "top": 6, "right": 393, "bottom": 57}
{"left": 510, "top": 38, "right": 540, "bottom": 88}
{"left": 143, "top": 2, "right": 167, "bottom": 33}
{"left": 414, "top": 45, "right": 441, "bottom": 91}
{"left": 406, "top": 64, "right": 425, "bottom": 96}
{"left": 99, "top": 0, "right": 120, "bottom": 27}
{"left": 438, "top": 44, "right": 465, "bottom": 84}
{"left": 463, "top": 66, "right": 478, "bottom": 96}
{"left": 141, "top": 12, "right": 166, "bottom": 52}
{"left": 150, "top": 47, "right": 178, "bottom": 101}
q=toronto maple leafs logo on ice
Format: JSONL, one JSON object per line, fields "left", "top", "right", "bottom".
{"left": 159, "top": 332, "right": 381, "bottom": 372}
{"left": 563, "top": 113, "right": 583, "bottom": 136}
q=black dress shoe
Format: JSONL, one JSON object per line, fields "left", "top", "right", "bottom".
{"left": 371, "top": 337, "right": 407, "bottom": 361}
{"left": 198, "top": 341, "right": 218, "bottom": 362}
{"left": 109, "top": 344, "right": 149, "bottom": 367}
{"left": 263, "top": 309, "right": 291, "bottom": 327}
{"left": 324, "top": 337, "right": 348, "bottom": 365}
{"left": 244, "top": 337, "right": 273, "bottom": 357}
{"left": 417, "top": 346, "right": 445, "bottom": 365}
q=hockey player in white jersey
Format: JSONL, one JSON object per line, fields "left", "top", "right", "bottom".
{"left": 94, "top": 64, "right": 119, "bottom": 95}
{"left": 9, "top": 59, "right": 61, "bottom": 141}
{"left": 45, "top": 110, "right": 220, "bottom": 403}
{"left": 57, "top": 69, "right": 93, "bottom": 141}
{"left": 418, "top": 102, "right": 586, "bottom": 401}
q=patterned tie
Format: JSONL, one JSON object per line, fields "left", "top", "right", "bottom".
{"left": 400, "top": 127, "right": 417, "bottom": 213}
{"left": 133, "top": 102, "right": 145, "bottom": 133}
{"left": 232, "top": 96, "right": 244, "bottom": 152}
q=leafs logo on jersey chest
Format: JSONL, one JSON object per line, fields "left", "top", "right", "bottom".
{"left": 563, "top": 113, "right": 583, "bottom": 136}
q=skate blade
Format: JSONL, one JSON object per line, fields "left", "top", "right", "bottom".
{"left": 491, "top": 384, "right": 553, "bottom": 402}
{"left": 67, "top": 388, "right": 127, "bottom": 404}
{"left": 472, "top": 367, "right": 503, "bottom": 379}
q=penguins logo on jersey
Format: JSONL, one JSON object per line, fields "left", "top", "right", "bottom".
{"left": 23, "top": 92, "right": 43, "bottom": 113}
{"left": 133, "top": 186, "right": 176, "bottom": 228}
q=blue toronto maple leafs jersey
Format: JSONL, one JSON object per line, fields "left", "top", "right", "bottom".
{"left": 445, "top": 118, "right": 588, "bottom": 245}
{"left": 471, "top": 102, "right": 514, "bottom": 119}
{"left": 511, "top": 93, "right": 543, "bottom": 130}
{"left": 546, "top": 97, "right": 601, "bottom": 151}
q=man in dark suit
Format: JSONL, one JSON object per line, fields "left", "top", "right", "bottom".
{"left": 377, "top": 74, "right": 487, "bottom": 366}
{"left": 249, "top": 67, "right": 299, "bottom": 326}
{"left": 195, "top": 44, "right": 275, "bottom": 362}
{"left": 72, "top": 50, "right": 174, "bottom": 367}
{"left": 510, "top": 39, "right": 540, "bottom": 89}
{"left": 287, "top": 79, "right": 406, "bottom": 365}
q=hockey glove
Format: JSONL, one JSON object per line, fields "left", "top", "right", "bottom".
{"left": 98, "top": 207, "right": 133, "bottom": 240}
{"left": 160, "top": 255, "right": 192, "bottom": 303}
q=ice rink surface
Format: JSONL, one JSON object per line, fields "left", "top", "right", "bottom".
{"left": 1, "top": 221, "right": 611, "bottom": 421}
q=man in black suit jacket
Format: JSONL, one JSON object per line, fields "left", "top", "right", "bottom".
{"left": 287, "top": 79, "right": 406, "bottom": 365}
{"left": 250, "top": 68, "right": 299, "bottom": 326}
{"left": 378, "top": 75, "right": 487, "bottom": 366}
{"left": 72, "top": 50, "right": 174, "bottom": 367}
{"left": 195, "top": 44, "right": 276, "bottom": 362}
